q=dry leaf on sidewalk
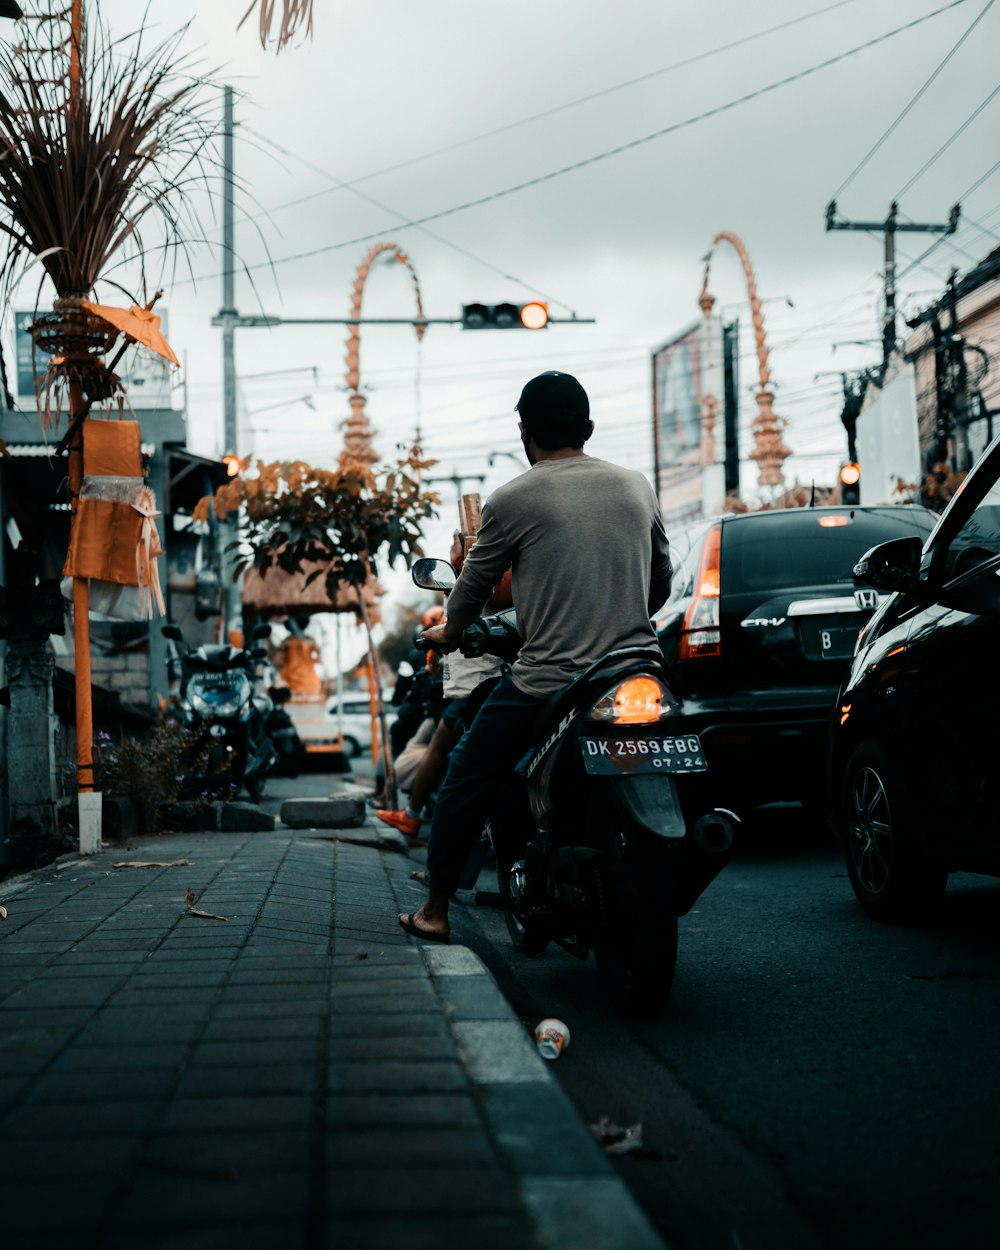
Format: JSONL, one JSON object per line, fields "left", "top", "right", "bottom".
{"left": 184, "top": 886, "right": 228, "bottom": 922}
{"left": 0, "top": 905, "right": 7, "bottom": 919}
{"left": 590, "top": 1117, "right": 645, "bottom": 1155}
{"left": 113, "top": 860, "right": 193, "bottom": 869}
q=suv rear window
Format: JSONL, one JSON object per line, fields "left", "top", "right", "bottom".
{"left": 722, "top": 508, "right": 937, "bottom": 595}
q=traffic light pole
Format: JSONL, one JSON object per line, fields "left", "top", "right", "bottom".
{"left": 211, "top": 315, "right": 596, "bottom": 328}
{"left": 825, "top": 200, "right": 960, "bottom": 371}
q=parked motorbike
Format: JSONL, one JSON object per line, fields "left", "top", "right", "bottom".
{"left": 412, "top": 557, "right": 738, "bottom": 1018}
{"left": 162, "top": 622, "right": 277, "bottom": 802}
{"left": 267, "top": 687, "right": 307, "bottom": 778}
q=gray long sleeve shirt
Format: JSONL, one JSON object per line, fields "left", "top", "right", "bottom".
{"left": 444, "top": 454, "right": 672, "bottom": 698}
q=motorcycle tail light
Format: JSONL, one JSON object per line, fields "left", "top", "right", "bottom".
{"left": 679, "top": 522, "right": 722, "bottom": 660}
{"left": 589, "top": 675, "right": 672, "bottom": 724}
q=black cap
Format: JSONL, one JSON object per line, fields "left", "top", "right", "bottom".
{"left": 515, "top": 371, "right": 589, "bottom": 424}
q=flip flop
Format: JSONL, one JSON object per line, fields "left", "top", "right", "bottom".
{"left": 398, "top": 912, "right": 450, "bottom": 944}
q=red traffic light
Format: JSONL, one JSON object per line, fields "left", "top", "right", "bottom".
{"left": 839, "top": 461, "right": 861, "bottom": 486}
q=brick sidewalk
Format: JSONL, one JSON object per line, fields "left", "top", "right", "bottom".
{"left": 0, "top": 823, "right": 667, "bottom": 1250}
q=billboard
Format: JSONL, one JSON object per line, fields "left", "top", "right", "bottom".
{"left": 14, "top": 307, "right": 175, "bottom": 410}
{"left": 652, "top": 318, "right": 723, "bottom": 528}
{"left": 856, "top": 364, "right": 921, "bottom": 504}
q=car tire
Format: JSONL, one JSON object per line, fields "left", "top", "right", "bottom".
{"left": 341, "top": 736, "right": 361, "bottom": 758}
{"left": 843, "top": 741, "right": 947, "bottom": 922}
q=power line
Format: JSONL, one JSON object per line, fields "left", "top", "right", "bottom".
{"left": 252, "top": 0, "right": 865, "bottom": 222}
{"left": 175, "top": 3, "right": 968, "bottom": 289}
{"left": 896, "top": 159, "right": 1000, "bottom": 280}
{"left": 244, "top": 125, "right": 580, "bottom": 316}
{"left": 831, "top": 0, "right": 989, "bottom": 199}
{"left": 896, "top": 79, "right": 1000, "bottom": 198}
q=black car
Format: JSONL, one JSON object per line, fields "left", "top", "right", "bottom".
{"left": 657, "top": 505, "right": 938, "bottom": 811}
{"left": 830, "top": 435, "right": 1000, "bottom": 920}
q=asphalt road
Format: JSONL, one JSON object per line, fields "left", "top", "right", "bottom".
{"left": 397, "top": 806, "right": 1000, "bottom": 1250}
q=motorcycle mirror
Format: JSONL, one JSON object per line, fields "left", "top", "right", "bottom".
{"left": 412, "top": 558, "right": 457, "bottom": 592}
{"left": 249, "top": 647, "right": 269, "bottom": 661}
{"left": 162, "top": 624, "right": 183, "bottom": 642}
{"left": 251, "top": 623, "right": 272, "bottom": 641}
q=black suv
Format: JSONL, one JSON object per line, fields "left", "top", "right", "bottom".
{"left": 831, "top": 433, "right": 1000, "bottom": 920}
{"left": 657, "top": 505, "right": 938, "bottom": 811}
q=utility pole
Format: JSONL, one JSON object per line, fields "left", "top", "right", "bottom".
{"left": 825, "top": 200, "right": 960, "bottom": 371}
{"left": 943, "top": 270, "right": 970, "bottom": 471}
{"left": 221, "top": 85, "right": 237, "bottom": 456}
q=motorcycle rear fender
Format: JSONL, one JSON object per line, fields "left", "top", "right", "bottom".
{"left": 606, "top": 773, "right": 686, "bottom": 839}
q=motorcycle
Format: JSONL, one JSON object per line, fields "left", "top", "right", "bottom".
{"left": 267, "top": 687, "right": 307, "bottom": 778}
{"left": 162, "top": 622, "right": 277, "bottom": 802}
{"left": 412, "top": 557, "right": 738, "bottom": 1019}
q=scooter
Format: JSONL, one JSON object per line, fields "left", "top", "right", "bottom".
{"left": 162, "top": 622, "right": 277, "bottom": 802}
{"left": 412, "top": 557, "right": 738, "bottom": 1019}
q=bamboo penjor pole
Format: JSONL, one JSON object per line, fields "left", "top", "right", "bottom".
{"left": 67, "top": 378, "right": 94, "bottom": 797}
{"left": 66, "top": 0, "right": 99, "bottom": 845}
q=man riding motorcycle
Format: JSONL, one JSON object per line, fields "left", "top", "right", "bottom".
{"left": 397, "top": 370, "right": 672, "bottom": 943}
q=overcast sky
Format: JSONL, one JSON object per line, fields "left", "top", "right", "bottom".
{"left": 21, "top": 0, "right": 1000, "bottom": 637}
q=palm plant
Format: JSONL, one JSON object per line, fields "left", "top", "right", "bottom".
{"left": 0, "top": 2, "right": 219, "bottom": 423}
{"left": 239, "top": 0, "right": 314, "bottom": 51}
{"left": 0, "top": 1, "right": 220, "bottom": 836}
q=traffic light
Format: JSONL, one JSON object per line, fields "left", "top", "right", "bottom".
{"left": 461, "top": 301, "right": 548, "bottom": 330}
{"left": 839, "top": 460, "right": 861, "bottom": 506}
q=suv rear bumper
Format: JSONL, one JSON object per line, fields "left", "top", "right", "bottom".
{"left": 677, "top": 701, "right": 833, "bottom": 807}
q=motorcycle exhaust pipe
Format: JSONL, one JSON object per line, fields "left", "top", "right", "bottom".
{"left": 671, "top": 808, "right": 741, "bottom": 916}
{"left": 691, "top": 808, "right": 739, "bottom": 855}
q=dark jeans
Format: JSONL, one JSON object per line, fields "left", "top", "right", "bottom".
{"left": 426, "top": 672, "right": 545, "bottom": 896}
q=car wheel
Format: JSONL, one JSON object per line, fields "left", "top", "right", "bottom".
{"left": 843, "top": 742, "right": 947, "bottom": 922}
{"left": 341, "top": 736, "right": 361, "bottom": 758}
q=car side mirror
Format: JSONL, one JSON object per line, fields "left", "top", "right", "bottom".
{"left": 853, "top": 536, "right": 923, "bottom": 592}
{"left": 412, "top": 558, "right": 457, "bottom": 592}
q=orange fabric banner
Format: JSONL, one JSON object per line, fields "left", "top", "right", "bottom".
{"left": 65, "top": 498, "right": 144, "bottom": 584}
{"left": 64, "top": 419, "right": 165, "bottom": 617}
{"left": 82, "top": 418, "right": 142, "bottom": 478}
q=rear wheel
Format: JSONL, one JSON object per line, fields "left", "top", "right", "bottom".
{"left": 843, "top": 742, "right": 947, "bottom": 922}
{"left": 498, "top": 858, "right": 549, "bottom": 956}
{"left": 341, "top": 735, "right": 361, "bottom": 758}
{"left": 596, "top": 832, "right": 678, "bottom": 1020}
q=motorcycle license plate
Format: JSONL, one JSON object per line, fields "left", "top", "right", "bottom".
{"left": 579, "top": 734, "right": 708, "bottom": 775}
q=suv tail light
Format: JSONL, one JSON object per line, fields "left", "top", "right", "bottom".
{"left": 679, "top": 522, "right": 722, "bottom": 660}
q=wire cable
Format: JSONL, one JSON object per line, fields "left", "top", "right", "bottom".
{"left": 831, "top": 0, "right": 989, "bottom": 199}
{"left": 175, "top": 2, "right": 969, "bottom": 289}
{"left": 896, "top": 79, "right": 1000, "bottom": 198}
{"left": 253, "top": 0, "right": 865, "bottom": 219}
{"left": 896, "top": 157, "right": 1000, "bottom": 280}
{"left": 243, "top": 126, "right": 580, "bottom": 316}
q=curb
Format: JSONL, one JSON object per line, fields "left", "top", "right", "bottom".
{"left": 420, "top": 943, "right": 669, "bottom": 1250}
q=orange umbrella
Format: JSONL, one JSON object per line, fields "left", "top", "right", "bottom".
{"left": 81, "top": 299, "right": 180, "bottom": 366}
